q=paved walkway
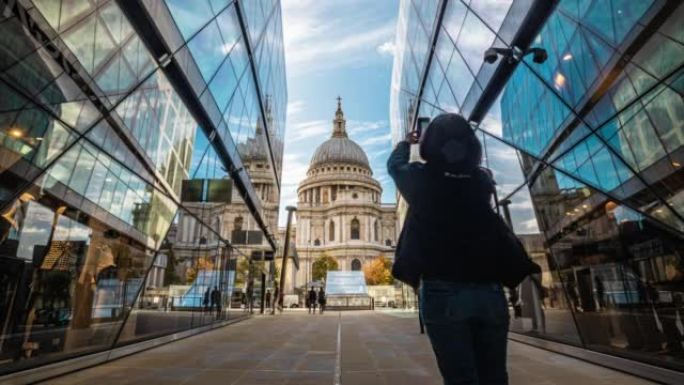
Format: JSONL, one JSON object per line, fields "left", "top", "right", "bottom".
{"left": 44, "top": 311, "right": 655, "bottom": 385}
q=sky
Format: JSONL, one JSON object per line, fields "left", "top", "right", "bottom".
{"left": 277, "top": 0, "right": 400, "bottom": 226}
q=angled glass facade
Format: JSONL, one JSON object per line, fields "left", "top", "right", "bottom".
{"left": 0, "top": 0, "right": 285, "bottom": 377}
{"left": 391, "top": 0, "right": 684, "bottom": 373}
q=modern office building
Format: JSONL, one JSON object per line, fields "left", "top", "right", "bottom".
{"left": 0, "top": 0, "right": 286, "bottom": 381}
{"left": 391, "top": 0, "right": 683, "bottom": 382}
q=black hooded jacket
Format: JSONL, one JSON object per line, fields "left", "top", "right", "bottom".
{"left": 388, "top": 141, "right": 501, "bottom": 284}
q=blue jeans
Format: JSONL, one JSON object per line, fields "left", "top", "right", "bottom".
{"left": 421, "top": 280, "right": 509, "bottom": 385}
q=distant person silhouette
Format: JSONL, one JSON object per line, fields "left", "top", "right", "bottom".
{"left": 308, "top": 287, "right": 317, "bottom": 314}
{"left": 318, "top": 288, "right": 326, "bottom": 314}
{"left": 203, "top": 287, "right": 211, "bottom": 311}
{"left": 594, "top": 275, "right": 606, "bottom": 310}
{"left": 389, "top": 113, "right": 511, "bottom": 384}
{"left": 211, "top": 286, "right": 221, "bottom": 315}
{"left": 265, "top": 289, "right": 272, "bottom": 309}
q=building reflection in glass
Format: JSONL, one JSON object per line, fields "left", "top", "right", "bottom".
{"left": 0, "top": 0, "right": 286, "bottom": 377}
{"left": 390, "top": 0, "right": 684, "bottom": 372}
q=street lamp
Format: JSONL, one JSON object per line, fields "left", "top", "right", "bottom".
{"left": 278, "top": 206, "right": 296, "bottom": 310}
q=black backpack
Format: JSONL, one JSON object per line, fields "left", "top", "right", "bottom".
{"left": 392, "top": 170, "right": 540, "bottom": 289}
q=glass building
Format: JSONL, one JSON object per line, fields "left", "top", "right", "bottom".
{"left": 0, "top": 0, "right": 286, "bottom": 380}
{"left": 391, "top": 0, "right": 684, "bottom": 380}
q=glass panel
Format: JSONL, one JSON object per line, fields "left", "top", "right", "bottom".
{"left": 495, "top": 65, "right": 573, "bottom": 156}
{"left": 455, "top": 10, "right": 496, "bottom": 77}
{"left": 1, "top": 46, "right": 101, "bottom": 134}
{"left": 115, "top": 208, "right": 237, "bottom": 345}
{"left": 468, "top": 0, "right": 513, "bottom": 33}
{"left": 0, "top": 84, "right": 81, "bottom": 209}
{"left": 481, "top": 132, "right": 527, "bottom": 199}
{"left": 164, "top": 0, "right": 214, "bottom": 39}
{"left": 505, "top": 179, "right": 583, "bottom": 345}
{"left": 41, "top": 140, "right": 177, "bottom": 248}
{"left": 207, "top": 56, "right": 238, "bottom": 114}
{"left": 187, "top": 20, "right": 225, "bottom": 83}
{"left": 114, "top": 70, "right": 198, "bottom": 195}
{"left": 216, "top": 4, "right": 240, "bottom": 55}
{"left": 530, "top": 165, "right": 684, "bottom": 370}
{"left": 0, "top": 179, "right": 155, "bottom": 374}
{"left": 32, "top": 0, "right": 101, "bottom": 33}
{"left": 470, "top": 0, "right": 513, "bottom": 31}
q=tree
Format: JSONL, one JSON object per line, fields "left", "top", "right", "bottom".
{"left": 164, "top": 251, "right": 182, "bottom": 285}
{"left": 234, "top": 256, "right": 251, "bottom": 288}
{"left": 363, "top": 256, "right": 393, "bottom": 285}
{"left": 185, "top": 256, "right": 215, "bottom": 284}
{"left": 312, "top": 255, "right": 338, "bottom": 282}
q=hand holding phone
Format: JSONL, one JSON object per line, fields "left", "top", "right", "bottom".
{"left": 405, "top": 130, "right": 420, "bottom": 144}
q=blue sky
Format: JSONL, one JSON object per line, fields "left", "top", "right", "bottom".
{"left": 278, "top": 0, "right": 399, "bottom": 225}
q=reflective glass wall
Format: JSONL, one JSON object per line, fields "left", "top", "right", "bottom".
{"left": 0, "top": 0, "right": 285, "bottom": 376}
{"left": 391, "top": 0, "right": 684, "bottom": 371}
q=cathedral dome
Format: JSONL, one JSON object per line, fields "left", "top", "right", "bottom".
{"left": 310, "top": 137, "right": 370, "bottom": 169}
{"left": 309, "top": 97, "right": 370, "bottom": 170}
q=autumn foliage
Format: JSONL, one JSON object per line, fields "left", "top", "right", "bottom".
{"left": 312, "top": 255, "right": 339, "bottom": 282}
{"left": 363, "top": 256, "right": 393, "bottom": 285}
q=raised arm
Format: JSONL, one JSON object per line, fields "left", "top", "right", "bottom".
{"left": 387, "top": 140, "right": 421, "bottom": 205}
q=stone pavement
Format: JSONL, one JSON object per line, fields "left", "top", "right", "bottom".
{"left": 43, "top": 310, "right": 656, "bottom": 385}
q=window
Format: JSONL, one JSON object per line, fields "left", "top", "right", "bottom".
{"left": 351, "top": 218, "right": 360, "bottom": 240}
{"left": 331, "top": 186, "right": 337, "bottom": 201}
{"left": 314, "top": 238, "right": 321, "bottom": 246}
{"left": 385, "top": 239, "right": 392, "bottom": 247}
{"left": 374, "top": 220, "right": 379, "bottom": 242}
{"left": 233, "top": 216, "right": 243, "bottom": 231}
{"left": 352, "top": 193, "right": 358, "bottom": 199}
{"left": 329, "top": 220, "right": 335, "bottom": 241}
{"left": 351, "top": 259, "right": 362, "bottom": 271}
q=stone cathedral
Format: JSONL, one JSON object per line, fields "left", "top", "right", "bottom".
{"left": 292, "top": 98, "right": 398, "bottom": 289}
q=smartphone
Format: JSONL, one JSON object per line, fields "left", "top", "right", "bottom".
{"left": 416, "top": 117, "right": 430, "bottom": 140}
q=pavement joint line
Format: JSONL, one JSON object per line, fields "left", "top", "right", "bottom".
{"left": 334, "top": 312, "right": 342, "bottom": 385}
{"left": 250, "top": 369, "right": 332, "bottom": 373}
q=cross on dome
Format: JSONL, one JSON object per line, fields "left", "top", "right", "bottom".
{"left": 332, "top": 96, "right": 346, "bottom": 138}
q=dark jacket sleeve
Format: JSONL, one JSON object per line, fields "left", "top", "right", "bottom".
{"left": 387, "top": 141, "right": 421, "bottom": 205}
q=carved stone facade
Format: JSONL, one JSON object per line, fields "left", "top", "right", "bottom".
{"left": 291, "top": 99, "right": 397, "bottom": 291}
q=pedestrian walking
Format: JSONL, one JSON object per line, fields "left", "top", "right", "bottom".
{"left": 211, "top": 286, "right": 221, "bottom": 316}
{"left": 388, "top": 113, "right": 539, "bottom": 385}
{"left": 265, "top": 289, "right": 272, "bottom": 309}
{"left": 318, "top": 288, "right": 326, "bottom": 314}
{"left": 246, "top": 281, "right": 254, "bottom": 313}
{"left": 308, "top": 287, "right": 317, "bottom": 314}
{"left": 203, "top": 287, "right": 210, "bottom": 312}
{"left": 273, "top": 284, "right": 280, "bottom": 313}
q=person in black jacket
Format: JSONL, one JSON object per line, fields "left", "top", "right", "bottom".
{"left": 318, "top": 288, "right": 326, "bottom": 314}
{"left": 388, "top": 113, "right": 509, "bottom": 385}
{"left": 308, "top": 287, "right": 317, "bottom": 314}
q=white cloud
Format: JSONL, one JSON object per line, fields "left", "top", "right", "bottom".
{"left": 282, "top": 0, "right": 397, "bottom": 76}
{"left": 277, "top": 153, "right": 310, "bottom": 225}
{"left": 359, "top": 132, "right": 392, "bottom": 147}
{"left": 376, "top": 40, "right": 396, "bottom": 56}
{"left": 510, "top": 197, "right": 534, "bottom": 211}
{"left": 480, "top": 115, "right": 503, "bottom": 137}
{"left": 287, "top": 100, "right": 305, "bottom": 117}
{"left": 370, "top": 147, "right": 391, "bottom": 158}
{"left": 517, "top": 218, "right": 540, "bottom": 234}
{"left": 347, "top": 120, "right": 387, "bottom": 136}
{"left": 285, "top": 119, "right": 329, "bottom": 142}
